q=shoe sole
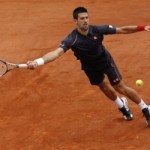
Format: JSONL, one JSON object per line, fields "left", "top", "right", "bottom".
{"left": 124, "top": 114, "right": 133, "bottom": 121}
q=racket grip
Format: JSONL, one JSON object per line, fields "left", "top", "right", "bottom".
{"left": 18, "top": 64, "right": 28, "bottom": 68}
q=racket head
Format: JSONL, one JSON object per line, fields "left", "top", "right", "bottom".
{"left": 0, "top": 59, "right": 27, "bottom": 77}
{"left": 0, "top": 60, "right": 8, "bottom": 76}
{"left": 0, "top": 60, "right": 18, "bottom": 76}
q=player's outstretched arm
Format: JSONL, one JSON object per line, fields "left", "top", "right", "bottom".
{"left": 116, "top": 25, "right": 150, "bottom": 34}
{"left": 27, "top": 47, "right": 64, "bottom": 69}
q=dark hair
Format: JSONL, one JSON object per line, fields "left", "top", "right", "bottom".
{"left": 73, "top": 7, "right": 88, "bottom": 19}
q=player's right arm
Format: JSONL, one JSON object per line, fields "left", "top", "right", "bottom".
{"left": 42, "top": 47, "right": 64, "bottom": 63}
{"left": 27, "top": 31, "right": 76, "bottom": 69}
{"left": 27, "top": 47, "right": 65, "bottom": 69}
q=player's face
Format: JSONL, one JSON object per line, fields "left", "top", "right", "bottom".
{"left": 75, "top": 12, "right": 89, "bottom": 31}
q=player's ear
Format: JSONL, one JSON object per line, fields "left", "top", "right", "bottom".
{"left": 74, "top": 19, "right": 78, "bottom": 25}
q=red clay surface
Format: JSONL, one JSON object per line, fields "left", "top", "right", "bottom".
{"left": 0, "top": 0, "right": 150, "bottom": 150}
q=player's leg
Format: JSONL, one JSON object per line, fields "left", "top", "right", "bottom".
{"left": 113, "top": 80, "right": 150, "bottom": 125}
{"left": 105, "top": 58, "right": 150, "bottom": 126}
{"left": 98, "top": 79, "right": 133, "bottom": 120}
{"left": 113, "top": 80, "right": 142, "bottom": 104}
{"left": 84, "top": 69, "right": 117, "bottom": 101}
{"left": 84, "top": 69, "right": 133, "bottom": 120}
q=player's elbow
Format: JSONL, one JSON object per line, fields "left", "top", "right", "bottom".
{"left": 55, "top": 48, "right": 65, "bottom": 57}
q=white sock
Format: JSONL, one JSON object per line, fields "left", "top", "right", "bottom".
{"left": 114, "top": 96, "right": 124, "bottom": 108}
{"left": 138, "top": 99, "right": 148, "bottom": 110}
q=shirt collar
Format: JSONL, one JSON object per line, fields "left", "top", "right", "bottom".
{"left": 76, "top": 25, "right": 92, "bottom": 36}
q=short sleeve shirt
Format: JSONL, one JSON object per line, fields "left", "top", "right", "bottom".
{"left": 60, "top": 25, "right": 116, "bottom": 70}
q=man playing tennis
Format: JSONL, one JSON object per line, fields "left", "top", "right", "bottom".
{"left": 27, "top": 7, "right": 150, "bottom": 126}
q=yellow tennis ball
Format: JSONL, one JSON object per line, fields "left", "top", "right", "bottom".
{"left": 136, "top": 80, "right": 144, "bottom": 87}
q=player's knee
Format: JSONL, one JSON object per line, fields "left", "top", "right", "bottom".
{"left": 114, "top": 84, "right": 127, "bottom": 95}
{"left": 99, "top": 81, "right": 116, "bottom": 94}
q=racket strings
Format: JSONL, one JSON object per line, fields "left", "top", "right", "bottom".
{"left": 0, "top": 61, "right": 8, "bottom": 76}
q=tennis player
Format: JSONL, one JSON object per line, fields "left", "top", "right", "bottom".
{"left": 27, "top": 7, "right": 150, "bottom": 126}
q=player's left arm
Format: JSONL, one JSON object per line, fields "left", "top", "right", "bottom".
{"left": 116, "top": 25, "right": 150, "bottom": 34}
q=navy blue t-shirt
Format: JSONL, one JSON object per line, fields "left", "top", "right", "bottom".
{"left": 60, "top": 25, "right": 116, "bottom": 70}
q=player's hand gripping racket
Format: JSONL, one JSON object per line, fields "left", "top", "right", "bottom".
{"left": 0, "top": 59, "right": 28, "bottom": 77}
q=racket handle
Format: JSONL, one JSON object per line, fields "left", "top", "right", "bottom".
{"left": 18, "top": 64, "right": 28, "bottom": 68}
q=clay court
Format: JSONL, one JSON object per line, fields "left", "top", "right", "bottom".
{"left": 0, "top": 0, "right": 150, "bottom": 149}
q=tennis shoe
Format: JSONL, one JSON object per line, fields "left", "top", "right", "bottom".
{"left": 119, "top": 97, "right": 133, "bottom": 121}
{"left": 142, "top": 106, "right": 150, "bottom": 126}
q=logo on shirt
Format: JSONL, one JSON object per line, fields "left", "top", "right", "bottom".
{"left": 93, "top": 36, "right": 97, "bottom": 40}
{"left": 109, "top": 25, "right": 113, "bottom": 28}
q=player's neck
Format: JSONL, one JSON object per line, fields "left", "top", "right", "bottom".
{"left": 77, "top": 28, "right": 89, "bottom": 36}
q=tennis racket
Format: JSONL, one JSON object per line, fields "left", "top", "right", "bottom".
{"left": 0, "top": 59, "right": 28, "bottom": 77}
